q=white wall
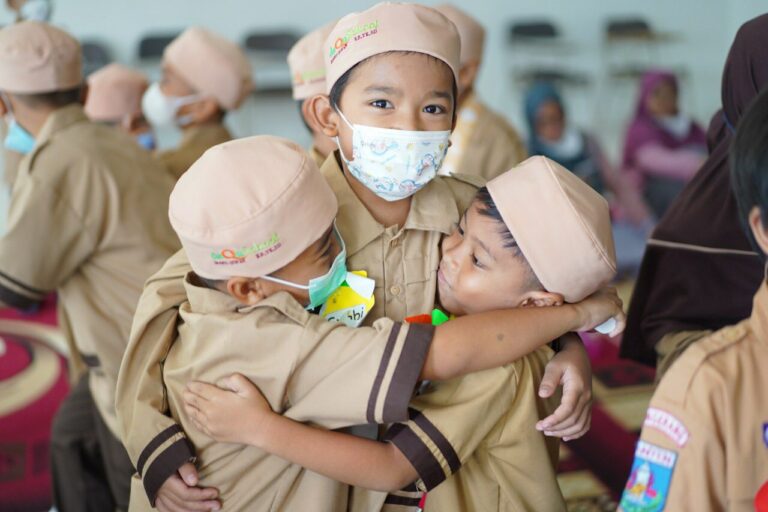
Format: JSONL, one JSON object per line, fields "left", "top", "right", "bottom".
{"left": 1, "top": 0, "right": 765, "bottom": 160}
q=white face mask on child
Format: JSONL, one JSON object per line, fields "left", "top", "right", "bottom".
{"left": 657, "top": 113, "right": 691, "bottom": 139}
{"left": 141, "top": 83, "right": 202, "bottom": 128}
{"left": 334, "top": 107, "right": 451, "bottom": 202}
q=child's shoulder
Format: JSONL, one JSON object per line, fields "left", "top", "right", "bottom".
{"left": 437, "top": 173, "right": 485, "bottom": 213}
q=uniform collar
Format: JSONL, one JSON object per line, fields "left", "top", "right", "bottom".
{"left": 179, "top": 122, "right": 232, "bottom": 149}
{"left": 184, "top": 272, "right": 310, "bottom": 324}
{"left": 320, "top": 151, "right": 460, "bottom": 257}
{"left": 35, "top": 104, "right": 89, "bottom": 147}
{"left": 749, "top": 279, "right": 768, "bottom": 345}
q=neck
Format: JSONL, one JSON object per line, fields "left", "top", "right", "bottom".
{"left": 19, "top": 106, "right": 57, "bottom": 138}
{"left": 337, "top": 153, "right": 411, "bottom": 227}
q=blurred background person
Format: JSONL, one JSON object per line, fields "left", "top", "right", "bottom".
{"left": 621, "top": 70, "right": 707, "bottom": 219}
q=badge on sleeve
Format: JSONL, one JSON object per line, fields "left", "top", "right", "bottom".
{"left": 763, "top": 422, "right": 768, "bottom": 448}
{"left": 619, "top": 441, "right": 678, "bottom": 512}
{"left": 643, "top": 408, "right": 689, "bottom": 447}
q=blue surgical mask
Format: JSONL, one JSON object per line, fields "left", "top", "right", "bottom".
{"left": 5, "top": 119, "right": 36, "bottom": 155}
{"left": 261, "top": 226, "right": 348, "bottom": 310}
{"left": 135, "top": 131, "right": 157, "bottom": 151}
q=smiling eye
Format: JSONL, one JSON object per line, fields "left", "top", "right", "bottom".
{"left": 370, "top": 99, "right": 393, "bottom": 109}
{"left": 424, "top": 104, "right": 446, "bottom": 115}
{"left": 472, "top": 254, "right": 484, "bottom": 268}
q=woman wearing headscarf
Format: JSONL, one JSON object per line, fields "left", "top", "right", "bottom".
{"left": 622, "top": 70, "right": 708, "bottom": 219}
{"left": 620, "top": 14, "right": 768, "bottom": 375}
{"left": 524, "top": 81, "right": 653, "bottom": 275}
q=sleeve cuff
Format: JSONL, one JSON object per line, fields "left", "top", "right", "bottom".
{"left": 142, "top": 437, "right": 195, "bottom": 506}
{"left": 367, "top": 322, "right": 434, "bottom": 424}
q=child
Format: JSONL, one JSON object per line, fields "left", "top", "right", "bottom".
{"left": 435, "top": 3, "right": 527, "bottom": 180}
{"left": 116, "top": 4, "right": 599, "bottom": 509}
{"left": 85, "top": 63, "right": 156, "bottom": 150}
{"left": 142, "top": 26, "right": 252, "bottom": 179}
{"left": 0, "top": 21, "right": 178, "bottom": 511}
{"left": 163, "top": 138, "right": 620, "bottom": 511}
{"left": 184, "top": 156, "right": 617, "bottom": 511}
{"left": 618, "top": 86, "right": 768, "bottom": 512}
{"left": 287, "top": 20, "right": 337, "bottom": 167}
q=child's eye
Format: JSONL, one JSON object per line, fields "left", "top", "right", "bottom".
{"left": 370, "top": 99, "right": 393, "bottom": 109}
{"left": 472, "top": 254, "right": 484, "bottom": 269}
{"left": 457, "top": 224, "right": 464, "bottom": 237}
{"left": 424, "top": 104, "right": 446, "bottom": 115}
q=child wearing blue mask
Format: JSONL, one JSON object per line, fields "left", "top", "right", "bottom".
{"left": 116, "top": 4, "right": 601, "bottom": 510}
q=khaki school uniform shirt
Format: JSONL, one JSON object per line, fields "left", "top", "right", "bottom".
{"left": 0, "top": 104, "right": 178, "bottom": 437}
{"left": 0, "top": 119, "right": 24, "bottom": 190}
{"left": 115, "top": 151, "right": 481, "bottom": 505}
{"left": 157, "top": 122, "right": 232, "bottom": 180}
{"left": 309, "top": 144, "right": 327, "bottom": 169}
{"left": 619, "top": 281, "right": 768, "bottom": 512}
{"left": 439, "top": 92, "right": 527, "bottom": 182}
{"left": 153, "top": 276, "right": 433, "bottom": 512}
{"left": 380, "top": 346, "right": 564, "bottom": 512}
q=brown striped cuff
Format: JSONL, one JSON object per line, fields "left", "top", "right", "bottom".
{"left": 142, "top": 437, "right": 195, "bottom": 505}
{"left": 0, "top": 275, "right": 44, "bottom": 310}
{"left": 385, "top": 408, "right": 461, "bottom": 492}
{"left": 366, "top": 323, "right": 435, "bottom": 424}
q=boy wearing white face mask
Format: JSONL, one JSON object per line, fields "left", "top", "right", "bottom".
{"left": 143, "top": 26, "right": 253, "bottom": 180}
{"left": 116, "top": 4, "right": 599, "bottom": 510}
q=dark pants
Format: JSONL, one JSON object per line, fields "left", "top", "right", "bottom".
{"left": 50, "top": 374, "right": 133, "bottom": 512}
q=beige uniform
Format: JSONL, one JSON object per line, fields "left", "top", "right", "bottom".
{"left": 157, "top": 123, "right": 232, "bottom": 180}
{"left": 619, "top": 281, "right": 768, "bottom": 512}
{"left": 0, "top": 104, "right": 178, "bottom": 436}
{"left": 379, "top": 346, "right": 564, "bottom": 512}
{"left": 439, "top": 92, "right": 527, "bottom": 182}
{"left": 309, "top": 145, "right": 327, "bottom": 168}
{"left": 0, "top": 119, "right": 23, "bottom": 190}
{"left": 157, "top": 277, "right": 433, "bottom": 511}
{"left": 116, "top": 151, "right": 481, "bottom": 505}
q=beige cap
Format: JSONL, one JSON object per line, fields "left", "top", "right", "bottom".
{"left": 435, "top": 4, "right": 485, "bottom": 65}
{"left": 169, "top": 135, "right": 338, "bottom": 280}
{"left": 324, "top": 2, "right": 460, "bottom": 93}
{"left": 164, "top": 27, "right": 253, "bottom": 110}
{"left": 85, "top": 63, "right": 148, "bottom": 121}
{"left": 0, "top": 21, "right": 82, "bottom": 93}
{"left": 487, "top": 156, "right": 616, "bottom": 302}
{"left": 288, "top": 21, "right": 336, "bottom": 100}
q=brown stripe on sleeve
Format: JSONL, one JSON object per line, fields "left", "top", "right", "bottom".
{"left": 385, "top": 423, "right": 447, "bottom": 491}
{"left": 408, "top": 407, "right": 461, "bottom": 474}
{"left": 366, "top": 322, "right": 402, "bottom": 423}
{"left": 0, "top": 270, "right": 48, "bottom": 296}
{"left": 384, "top": 494, "right": 422, "bottom": 507}
{"left": 136, "top": 424, "right": 184, "bottom": 476}
{"left": 0, "top": 279, "right": 43, "bottom": 310}
{"left": 142, "top": 437, "right": 195, "bottom": 506}
{"left": 381, "top": 323, "right": 434, "bottom": 423}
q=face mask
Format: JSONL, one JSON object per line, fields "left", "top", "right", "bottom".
{"left": 135, "top": 131, "right": 157, "bottom": 151}
{"left": 2, "top": 95, "right": 35, "bottom": 155}
{"left": 334, "top": 107, "right": 450, "bottom": 202}
{"left": 541, "top": 126, "right": 584, "bottom": 159}
{"left": 19, "top": 0, "right": 51, "bottom": 21}
{"left": 141, "top": 82, "right": 201, "bottom": 128}
{"left": 657, "top": 113, "right": 691, "bottom": 139}
{"left": 261, "top": 226, "right": 348, "bottom": 310}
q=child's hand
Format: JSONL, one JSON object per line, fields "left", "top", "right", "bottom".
{"left": 183, "top": 373, "right": 274, "bottom": 447}
{"left": 573, "top": 287, "right": 625, "bottom": 336}
{"left": 155, "top": 462, "right": 220, "bottom": 512}
{"left": 536, "top": 333, "right": 593, "bottom": 441}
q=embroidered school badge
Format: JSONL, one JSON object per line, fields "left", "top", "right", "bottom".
{"left": 619, "top": 441, "right": 678, "bottom": 512}
{"left": 763, "top": 422, "right": 768, "bottom": 448}
{"left": 643, "top": 408, "right": 689, "bottom": 447}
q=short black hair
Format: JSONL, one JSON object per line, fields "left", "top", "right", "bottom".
{"left": 730, "top": 86, "right": 768, "bottom": 258}
{"left": 329, "top": 51, "right": 458, "bottom": 122}
{"left": 474, "top": 187, "right": 542, "bottom": 289}
{"left": 14, "top": 86, "right": 83, "bottom": 109}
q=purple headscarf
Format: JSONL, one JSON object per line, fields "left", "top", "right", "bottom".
{"left": 621, "top": 70, "right": 707, "bottom": 168}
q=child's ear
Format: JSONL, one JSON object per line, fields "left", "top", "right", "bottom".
{"left": 519, "top": 290, "right": 564, "bottom": 308}
{"left": 748, "top": 206, "right": 768, "bottom": 256}
{"left": 226, "top": 277, "right": 267, "bottom": 305}
{"left": 457, "top": 61, "right": 480, "bottom": 97}
{"left": 308, "top": 94, "right": 339, "bottom": 138}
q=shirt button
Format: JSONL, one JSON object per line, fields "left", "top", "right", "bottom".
{"left": 390, "top": 285, "right": 401, "bottom": 296}
{"left": 390, "top": 238, "right": 400, "bottom": 247}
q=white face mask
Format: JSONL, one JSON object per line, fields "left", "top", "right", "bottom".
{"left": 657, "top": 113, "right": 691, "bottom": 139}
{"left": 19, "top": 0, "right": 51, "bottom": 21}
{"left": 334, "top": 107, "right": 450, "bottom": 202}
{"left": 141, "top": 82, "right": 202, "bottom": 128}
{"left": 541, "top": 126, "right": 584, "bottom": 159}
